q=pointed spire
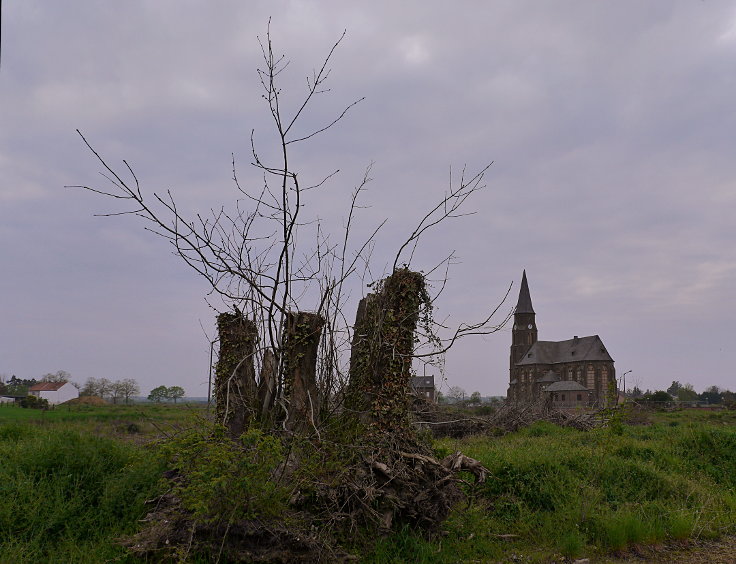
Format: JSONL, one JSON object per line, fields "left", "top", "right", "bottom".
{"left": 515, "top": 270, "right": 535, "bottom": 314}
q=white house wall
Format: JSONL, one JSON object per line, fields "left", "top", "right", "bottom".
{"left": 39, "top": 383, "right": 79, "bottom": 405}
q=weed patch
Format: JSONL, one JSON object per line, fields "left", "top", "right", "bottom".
{"left": 0, "top": 424, "right": 164, "bottom": 563}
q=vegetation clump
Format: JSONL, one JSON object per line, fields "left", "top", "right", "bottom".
{"left": 0, "top": 423, "right": 164, "bottom": 563}
{"left": 365, "top": 410, "right": 736, "bottom": 562}
{"left": 19, "top": 395, "right": 48, "bottom": 409}
{"left": 124, "top": 269, "right": 487, "bottom": 562}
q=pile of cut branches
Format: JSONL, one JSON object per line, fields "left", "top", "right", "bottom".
{"left": 413, "top": 397, "right": 606, "bottom": 438}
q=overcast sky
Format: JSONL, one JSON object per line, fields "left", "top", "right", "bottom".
{"left": 1, "top": 1, "right": 735, "bottom": 397}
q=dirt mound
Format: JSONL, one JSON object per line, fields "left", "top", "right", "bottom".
{"left": 62, "top": 396, "right": 108, "bottom": 406}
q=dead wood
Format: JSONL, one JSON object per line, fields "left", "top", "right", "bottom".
{"left": 215, "top": 312, "right": 258, "bottom": 438}
{"left": 412, "top": 396, "right": 606, "bottom": 439}
{"left": 283, "top": 311, "right": 325, "bottom": 433}
{"left": 124, "top": 492, "right": 349, "bottom": 563}
{"left": 257, "top": 348, "right": 278, "bottom": 419}
{"left": 441, "top": 451, "right": 488, "bottom": 483}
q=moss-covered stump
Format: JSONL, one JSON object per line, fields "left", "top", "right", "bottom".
{"left": 333, "top": 269, "right": 477, "bottom": 538}
{"left": 346, "top": 268, "right": 427, "bottom": 434}
{"left": 215, "top": 311, "right": 258, "bottom": 437}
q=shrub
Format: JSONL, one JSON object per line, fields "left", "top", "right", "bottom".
{"left": 19, "top": 395, "right": 48, "bottom": 409}
{"left": 0, "top": 426, "right": 163, "bottom": 562}
{"left": 159, "top": 424, "right": 287, "bottom": 524}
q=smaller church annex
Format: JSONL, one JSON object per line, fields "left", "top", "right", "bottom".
{"left": 507, "top": 271, "right": 616, "bottom": 407}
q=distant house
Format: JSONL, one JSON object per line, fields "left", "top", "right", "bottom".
{"left": 28, "top": 382, "right": 79, "bottom": 405}
{"left": 0, "top": 396, "right": 16, "bottom": 404}
{"left": 411, "top": 375, "right": 437, "bottom": 403}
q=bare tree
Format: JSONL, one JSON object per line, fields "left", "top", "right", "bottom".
{"left": 81, "top": 376, "right": 112, "bottom": 399}
{"left": 117, "top": 378, "right": 140, "bottom": 404}
{"left": 72, "top": 25, "right": 377, "bottom": 430}
{"left": 40, "top": 370, "right": 71, "bottom": 383}
{"left": 72, "top": 23, "right": 514, "bottom": 558}
{"left": 448, "top": 386, "right": 466, "bottom": 403}
{"left": 110, "top": 380, "right": 125, "bottom": 404}
{"left": 72, "top": 24, "right": 511, "bottom": 437}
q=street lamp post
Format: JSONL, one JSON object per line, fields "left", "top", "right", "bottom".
{"left": 622, "top": 370, "right": 632, "bottom": 399}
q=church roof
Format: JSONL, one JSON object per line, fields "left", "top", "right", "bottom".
{"left": 515, "top": 270, "right": 535, "bottom": 314}
{"left": 545, "top": 381, "right": 590, "bottom": 392}
{"left": 535, "top": 370, "right": 560, "bottom": 383}
{"left": 516, "top": 335, "right": 613, "bottom": 366}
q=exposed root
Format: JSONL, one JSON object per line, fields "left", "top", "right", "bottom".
{"left": 125, "top": 493, "right": 349, "bottom": 563}
{"left": 126, "top": 434, "right": 489, "bottom": 562}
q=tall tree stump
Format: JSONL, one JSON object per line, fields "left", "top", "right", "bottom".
{"left": 257, "top": 348, "right": 277, "bottom": 419}
{"left": 215, "top": 312, "right": 258, "bottom": 438}
{"left": 346, "top": 268, "right": 426, "bottom": 434}
{"left": 283, "top": 311, "right": 325, "bottom": 433}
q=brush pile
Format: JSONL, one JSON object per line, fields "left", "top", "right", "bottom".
{"left": 413, "top": 397, "right": 606, "bottom": 438}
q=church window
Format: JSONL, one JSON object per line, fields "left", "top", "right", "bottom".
{"left": 567, "top": 368, "right": 573, "bottom": 381}
{"left": 586, "top": 365, "right": 595, "bottom": 389}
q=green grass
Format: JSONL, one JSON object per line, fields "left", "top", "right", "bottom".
{"left": 365, "top": 410, "right": 736, "bottom": 562}
{"left": 0, "top": 403, "right": 209, "bottom": 444}
{"left": 1, "top": 405, "right": 734, "bottom": 562}
{"left": 0, "top": 402, "right": 206, "bottom": 424}
{"left": 0, "top": 423, "right": 166, "bottom": 563}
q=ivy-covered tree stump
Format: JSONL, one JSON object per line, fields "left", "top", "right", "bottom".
{"left": 346, "top": 268, "right": 427, "bottom": 435}
{"left": 328, "top": 268, "right": 487, "bottom": 533}
{"left": 215, "top": 311, "right": 258, "bottom": 438}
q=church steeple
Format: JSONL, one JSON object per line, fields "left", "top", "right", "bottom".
{"left": 510, "top": 270, "right": 538, "bottom": 370}
{"left": 515, "top": 269, "right": 535, "bottom": 314}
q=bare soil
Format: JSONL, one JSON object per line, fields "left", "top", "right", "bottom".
{"left": 601, "top": 535, "right": 736, "bottom": 563}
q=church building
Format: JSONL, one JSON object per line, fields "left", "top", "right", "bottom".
{"left": 507, "top": 271, "right": 616, "bottom": 407}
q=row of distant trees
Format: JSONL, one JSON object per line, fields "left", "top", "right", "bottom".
{"left": 437, "top": 380, "right": 734, "bottom": 407}
{"left": 438, "top": 386, "right": 485, "bottom": 406}
{"left": 1, "top": 371, "right": 184, "bottom": 406}
{"left": 80, "top": 377, "right": 141, "bottom": 405}
{"left": 629, "top": 381, "right": 734, "bottom": 405}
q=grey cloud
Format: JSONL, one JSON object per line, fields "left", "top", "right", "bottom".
{"left": 1, "top": 1, "right": 734, "bottom": 396}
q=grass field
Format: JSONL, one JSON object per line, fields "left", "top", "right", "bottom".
{"left": 0, "top": 402, "right": 207, "bottom": 424}
{"left": 365, "top": 409, "right": 736, "bottom": 562}
{"left": 0, "top": 405, "right": 734, "bottom": 563}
